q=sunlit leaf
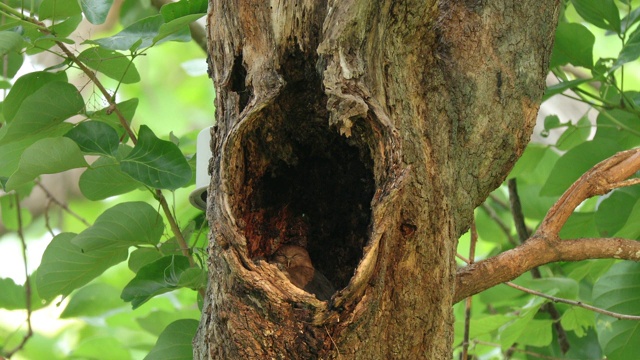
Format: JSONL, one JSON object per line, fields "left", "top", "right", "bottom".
{"left": 2, "top": 71, "right": 68, "bottom": 122}
{"left": 81, "top": 0, "right": 115, "bottom": 25}
{"left": 540, "top": 139, "right": 623, "bottom": 196}
{"left": 0, "top": 31, "right": 23, "bottom": 56}
{"left": 136, "top": 309, "right": 201, "bottom": 336}
{"left": 121, "top": 125, "right": 191, "bottom": 190}
{"left": 550, "top": 22, "right": 594, "bottom": 69}
{"left": 154, "top": 14, "right": 201, "bottom": 44}
{"left": 613, "top": 26, "right": 640, "bottom": 71}
{"left": 38, "top": 0, "right": 82, "bottom": 20}
{"left": 61, "top": 283, "right": 126, "bottom": 318}
{"left": 0, "top": 82, "right": 84, "bottom": 145}
{"left": 78, "top": 47, "right": 140, "bottom": 84}
{"left": 556, "top": 115, "right": 592, "bottom": 151}
{"left": 37, "top": 233, "right": 129, "bottom": 300}
{"left": 72, "top": 336, "right": 132, "bottom": 360}
{"left": 4, "top": 137, "right": 89, "bottom": 190}
{"left": 88, "top": 14, "right": 190, "bottom": 51}
{"left": 160, "top": 0, "right": 207, "bottom": 21}
{"left": 0, "top": 278, "right": 28, "bottom": 310}
{"left": 561, "top": 307, "right": 594, "bottom": 337}
{"left": 571, "top": 0, "right": 621, "bottom": 34}
{"left": 71, "top": 201, "right": 164, "bottom": 252}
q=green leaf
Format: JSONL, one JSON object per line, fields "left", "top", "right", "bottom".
{"left": 144, "top": 319, "right": 199, "bottom": 360}
{"left": 542, "top": 78, "right": 591, "bottom": 102}
{"left": 71, "top": 201, "right": 164, "bottom": 252}
{"left": 77, "top": 47, "right": 140, "bottom": 84}
{"left": 612, "top": 197, "right": 640, "bottom": 239}
{"left": 160, "top": 0, "right": 207, "bottom": 22}
{"left": 5, "top": 137, "right": 89, "bottom": 190}
{"left": 79, "top": 153, "right": 141, "bottom": 200}
{"left": 514, "top": 319, "right": 554, "bottom": 347}
{"left": 593, "top": 262, "right": 640, "bottom": 360}
{"left": 38, "top": 0, "right": 82, "bottom": 20}
{"left": 88, "top": 14, "right": 190, "bottom": 51}
{"left": 136, "top": 309, "right": 201, "bottom": 336}
{"left": 595, "top": 187, "right": 640, "bottom": 237}
{"left": 0, "top": 123, "right": 74, "bottom": 178}
{"left": 0, "top": 31, "right": 23, "bottom": 56}
{"left": 71, "top": 336, "right": 132, "bottom": 360}
{"left": 0, "top": 278, "right": 28, "bottom": 310}
{"left": 121, "top": 125, "right": 191, "bottom": 190}
{"left": 543, "top": 114, "right": 563, "bottom": 131}
{"left": 121, "top": 255, "right": 196, "bottom": 309}
{"left": 3, "top": 71, "right": 68, "bottom": 123}
{"left": 519, "top": 277, "right": 579, "bottom": 300}
{"left": 60, "top": 283, "right": 126, "bottom": 318}
{"left": 555, "top": 115, "right": 592, "bottom": 151}
{"left": 154, "top": 14, "right": 201, "bottom": 44}
{"left": 499, "top": 297, "right": 545, "bottom": 348}
{"left": 64, "top": 120, "right": 120, "bottom": 155}
{"left": 88, "top": 98, "right": 139, "bottom": 138}
{"left": 561, "top": 307, "right": 594, "bottom": 337}
{"left": 560, "top": 212, "right": 600, "bottom": 239}
{"left": 128, "top": 247, "right": 163, "bottom": 273}
{"left": 0, "top": 195, "right": 32, "bottom": 231}
{"left": 81, "top": 0, "right": 115, "bottom": 25}
{"left": 0, "top": 81, "right": 84, "bottom": 145}
{"left": 571, "top": 0, "right": 621, "bottom": 34}
{"left": 550, "top": 22, "right": 595, "bottom": 69}
{"left": 37, "top": 233, "right": 129, "bottom": 300}
{"left": 540, "top": 139, "right": 623, "bottom": 196}
{"left": 593, "top": 109, "right": 640, "bottom": 149}
{"left": 613, "top": 26, "right": 640, "bottom": 71}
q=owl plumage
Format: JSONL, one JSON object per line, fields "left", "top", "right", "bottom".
{"left": 270, "top": 245, "right": 335, "bottom": 301}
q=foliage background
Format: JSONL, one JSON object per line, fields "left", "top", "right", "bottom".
{"left": 0, "top": 0, "right": 640, "bottom": 359}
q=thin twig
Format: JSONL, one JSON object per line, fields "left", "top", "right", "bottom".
{"left": 35, "top": 180, "right": 90, "bottom": 227}
{"left": 3, "top": 194, "right": 33, "bottom": 358}
{"left": 506, "top": 282, "right": 640, "bottom": 321}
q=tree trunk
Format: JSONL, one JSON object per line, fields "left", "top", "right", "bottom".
{"left": 195, "top": 0, "right": 560, "bottom": 358}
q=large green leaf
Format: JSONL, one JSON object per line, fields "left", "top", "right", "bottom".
{"left": 550, "top": 22, "right": 594, "bottom": 69}
{"left": 71, "top": 336, "right": 132, "bottom": 360}
{"left": 81, "top": 0, "right": 115, "bottom": 25}
{"left": 71, "top": 201, "right": 164, "bottom": 252}
{"left": 498, "top": 297, "right": 545, "bottom": 348}
{"left": 37, "top": 233, "right": 129, "bottom": 300}
{"left": 595, "top": 187, "right": 640, "bottom": 237}
{"left": 593, "top": 109, "right": 640, "bottom": 149}
{"left": 571, "top": 0, "right": 621, "bottom": 34}
{"left": 77, "top": 47, "right": 140, "bottom": 84}
{"left": 136, "top": 309, "right": 202, "bottom": 336}
{"left": 2, "top": 71, "right": 67, "bottom": 122}
{"left": 0, "top": 123, "right": 73, "bottom": 178}
{"left": 128, "top": 247, "right": 163, "bottom": 273}
{"left": 79, "top": 157, "right": 141, "bottom": 200}
{"left": 0, "top": 31, "right": 23, "bottom": 56}
{"left": 120, "top": 125, "right": 191, "bottom": 190}
{"left": 0, "top": 278, "right": 28, "bottom": 310}
{"left": 121, "top": 255, "right": 201, "bottom": 309}
{"left": 4, "top": 137, "right": 89, "bottom": 190}
{"left": 160, "top": 0, "right": 207, "bottom": 21}
{"left": 540, "top": 139, "right": 623, "bottom": 196}
{"left": 154, "top": 14, "right": 201, "bottom": 44}
{"left": 60, "top": 283, "right": 126, "bottom": 318}
{"left": 0, "top": 81, "right": 84, "bottom": 145}
{"left": 593, "top": 262, "right": 640, "bottom": 360}
{"left": 612, "top": 26, "right": 640, "bottom": 71}
{"left": 38, "top": 0, "right": 82, "bottom": 20}
{"left": 88, "top": 14, "right": 191, "bottom": 51}
{"left": 144, "top": 319, "right": 199, "bottom": 360}
{"left": 64, "top": 120, "right": 120, "bottom": 155}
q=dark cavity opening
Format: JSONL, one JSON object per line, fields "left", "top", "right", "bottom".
{"left": 229, "top": 53, "right": 250, "bottom": 112}
{"left": 236, "top": 50, "right": 375, "bottom": 292}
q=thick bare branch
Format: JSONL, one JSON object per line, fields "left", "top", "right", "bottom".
{"left": 455, "top": 149, "right": 640, "bottom": 303}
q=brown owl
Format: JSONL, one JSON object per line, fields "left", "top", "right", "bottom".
{"left": 270, "top": 245, "right": 335, "bottom": 301}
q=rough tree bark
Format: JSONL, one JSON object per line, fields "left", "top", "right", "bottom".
{"left": 194, "top": 0, "right": 560, "bottom": 358}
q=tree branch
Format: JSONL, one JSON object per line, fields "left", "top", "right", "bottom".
{"left": 455, "top": 149, "right": 640, "bottom": 303}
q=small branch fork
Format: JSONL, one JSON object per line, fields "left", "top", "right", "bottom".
{"left": 455, "top": 148, "right": 640, "bottom": 303}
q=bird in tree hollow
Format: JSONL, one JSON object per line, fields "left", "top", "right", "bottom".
{"left": 270, "top": 244, "right": 335, "bottom": 301}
